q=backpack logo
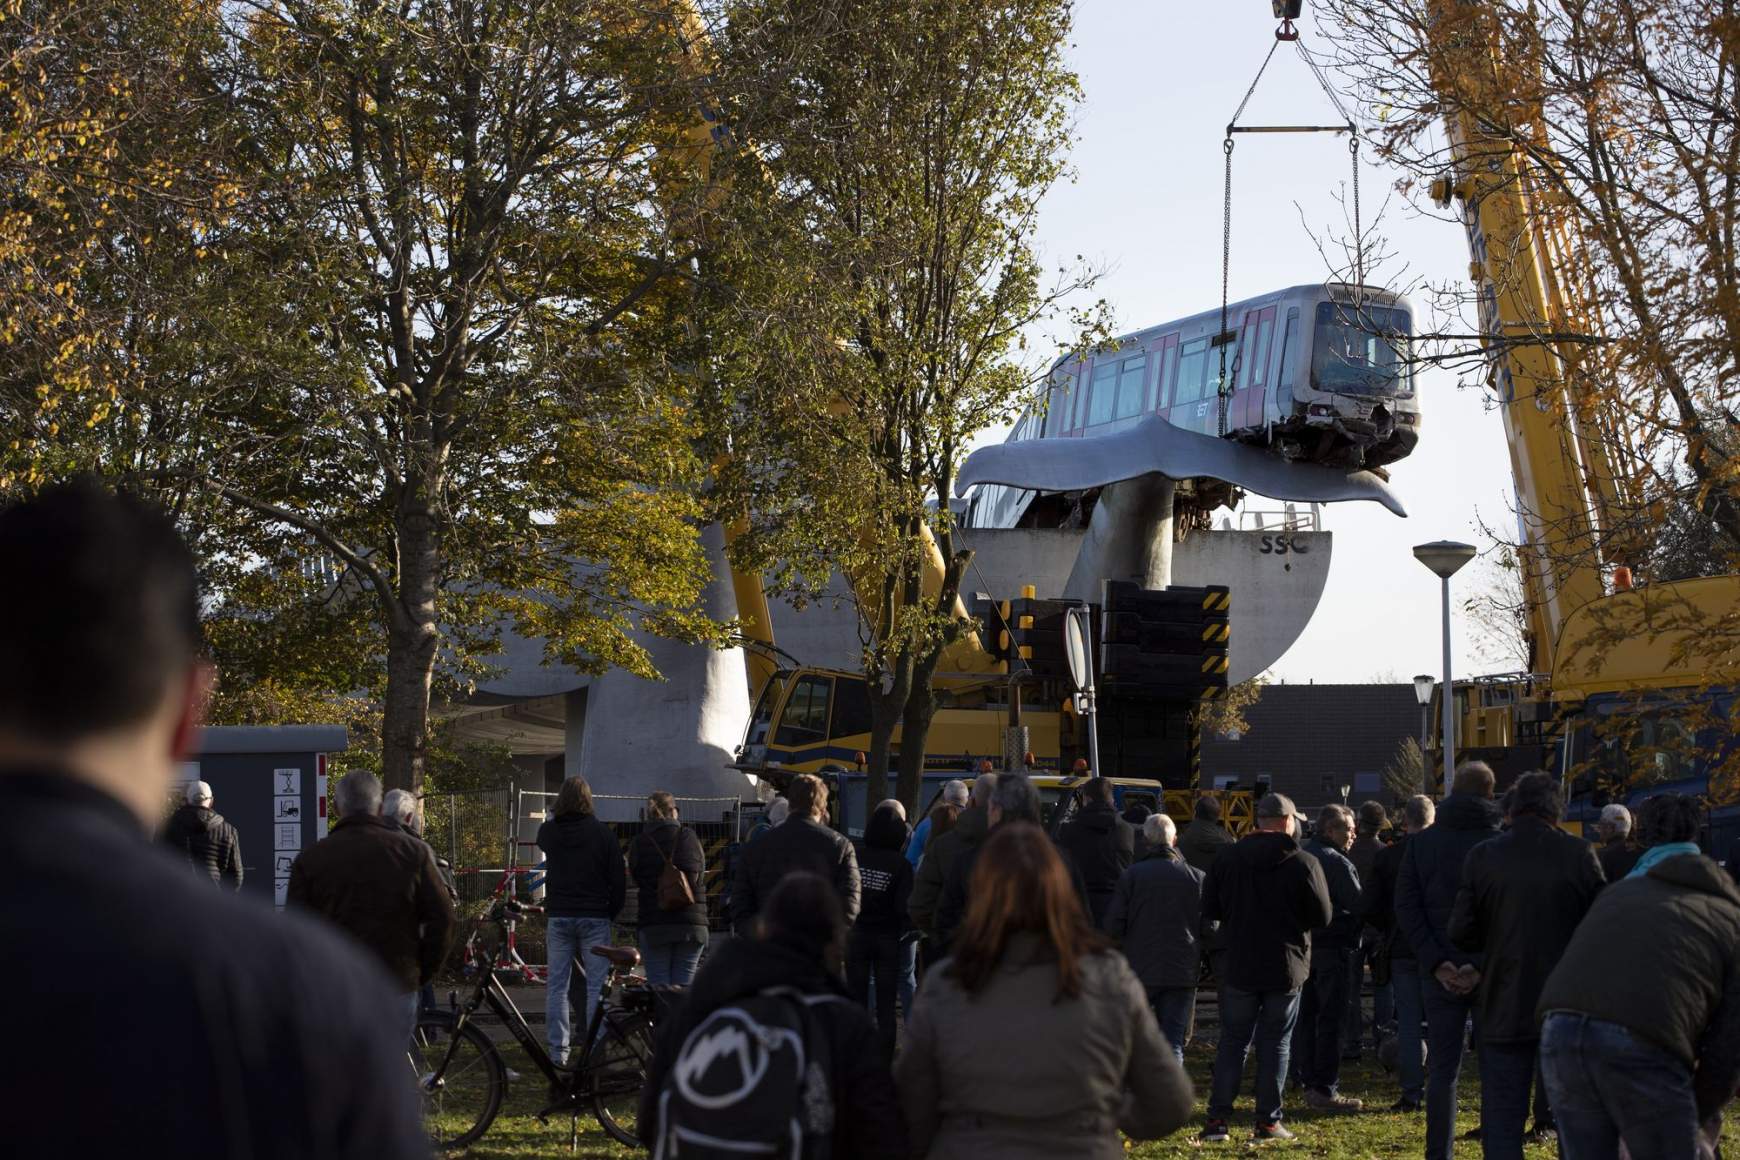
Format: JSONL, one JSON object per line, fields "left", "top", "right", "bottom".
{"left": 655, "top": 989, "right": 835, "bottom": 1160}
{"left": 673, "top": 1016, "right": 796, "bottom": 1109}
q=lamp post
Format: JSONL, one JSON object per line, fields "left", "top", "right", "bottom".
{"left": 1414, "top": 542, "right": 1477, "bottom": 797}
{"left": 1413, "top": 674, "right": 1434, "bottom": 793}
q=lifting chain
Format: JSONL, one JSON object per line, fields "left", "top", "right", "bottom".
{"left": 1216, "top": 34, "right": 1368, "bottom": 439}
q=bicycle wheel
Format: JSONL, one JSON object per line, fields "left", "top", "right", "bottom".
{"left": 590, "top": 1012, "right": 654, "bottom": 1148}
{"left": 411, "top": 1013, "right": 505, "bottom": 1151}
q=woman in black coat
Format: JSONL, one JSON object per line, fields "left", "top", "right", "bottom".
{"left": 848, "top": 802, "right": 914, "bottom": 1062}
{"left": 628, "top": 791, "right": 709, "bottom": 986}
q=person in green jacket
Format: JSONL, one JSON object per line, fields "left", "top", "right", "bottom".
{"left": 1537, "top": 792, "right": 1740, "bottom": 1159}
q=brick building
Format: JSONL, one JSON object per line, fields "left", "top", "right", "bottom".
{"left": 1201, "top": 683, "right": 1424, "bottom": 814}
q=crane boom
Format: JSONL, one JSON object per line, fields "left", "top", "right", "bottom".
{"left": 1422, "top": 0, "right": 1610, "bottom": 675}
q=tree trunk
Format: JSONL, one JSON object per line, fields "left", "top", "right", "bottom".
{"left": 895, "top": 671, "right": 939, "bottom": 816}
{"left": 381, "top": 495, "right": 442, "bottom": 796}
{"left": 864, "top": 660, "right": 911, "bottom": 808}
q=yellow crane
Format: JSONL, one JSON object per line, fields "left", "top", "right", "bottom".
{"left": 1287, "top": 0, "right": 1740, "bottom": 824}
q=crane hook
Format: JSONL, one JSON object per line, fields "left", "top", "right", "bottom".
{"left": 1273, "top": 0, "right": 1303, "bottom": 40}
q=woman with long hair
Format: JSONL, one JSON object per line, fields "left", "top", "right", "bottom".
{"left": 895, "top": 823, "right": 1192, "bottom": 1158}
{"left": 628, "top": 790, "right": 709, "bottom": 986}
{"left": 535, "top": 775, "right": 625, "bottom": 1066}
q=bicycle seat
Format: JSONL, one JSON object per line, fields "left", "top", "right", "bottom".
{"left": 590, "top": 944, "right": 641, "bottom": 969}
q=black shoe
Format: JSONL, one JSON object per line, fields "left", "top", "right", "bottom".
{"left": 1526, "top": 1126, "right": 1558, "bottom": 1145}
{"left": 1460, "top": 1125, "right": 1483, "bottom": 1141}
{"left": 1389, "top": 1098, "right": 1423, "bottom": 1113}
{"left": 1199, "top": 1119, "right": 1230, "bottom": 1143}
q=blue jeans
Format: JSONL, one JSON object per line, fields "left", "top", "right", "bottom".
{"left": 898, "top": 938, "right": 917, "bottom": 1017}
{"left": 639, "top": 925, "right": 707, "bottom": 987}
{"left": 1480, "top": 1039, "right": 1539, "bottom": 1160}
{"left": 546, "top": 916, "right": 612, "bottom": 1065}
{"left": 1209, "top": 986, "right": 1302, "bottom": 1125}
{"left": 1391, "top": 957, "right": 1428, "bottom": 1103}
{"left": 1147, "top": 986, "right": 1196, "bottom": 1065}
{"left": 1422, "top": 975, "right": 1476, "bottom": 1160}
{"left": 1540, "top": 1013, "right": 1698, "bottom": 1160}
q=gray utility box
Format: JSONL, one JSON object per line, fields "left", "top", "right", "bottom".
{"left": 183, "top": 725, "right": 348, "bottom": 910}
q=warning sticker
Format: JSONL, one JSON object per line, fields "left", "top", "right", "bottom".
{"left": 274, "top": 796, "right": 302, "bottom": 820}
{"left": 273, "top": 877, "right": 290, "bottom": 908}
{"left": 275, "top": 823, "right": 302, "bottom": 851}
{"left": 274, "top": 768, "right": 302, "bottom": 796}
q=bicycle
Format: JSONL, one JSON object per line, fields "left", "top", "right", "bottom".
{"left": 457, "top": 865, "right": 545, "bottom": 983}
{"left": 411, "top": 900, "right": 661, "bottom": 1151}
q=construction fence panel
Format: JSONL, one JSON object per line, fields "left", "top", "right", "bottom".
{"left": 423, "top": 788, "right": 515, "bottom": 904}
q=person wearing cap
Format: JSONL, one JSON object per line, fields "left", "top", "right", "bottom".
{"left": 908, "top": 778, "right": 969, "bottom": 870}
{"left": 163, "top": 779, "right": 243, "bottom": 891}
{"left": 1198, "top": 791, "right": 1333, "bottom": 1143}
{"left": 1594, "top": 802, "right": 1641, "bottom": 883}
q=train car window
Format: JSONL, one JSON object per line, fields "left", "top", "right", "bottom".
{"left": 1312, "top": 302, "right": 1413, "bottom": 396}
{"left": 829, "top": 676, "right": 873, "bottom": 739}
{"left": 1175, "top": 337, "right": 1209, "bottom": 403}
{"left": 1154, "top": 337, "right": 1178, "bottom": 411}
{"left": 1114, "top": 355, "right": 1147, "bottom": 420}
{"left": 1087, "top": 360, "right": 1117, "bottom": 426}
{"left": 774, "top": 675, "right": 832, "bottom": 746}
{"left": 1277, "top": 309, "right": 1300, "bottom": 393}
{"left": 1071, "top": 364, "right": 1092, "bottom": 431}
{"left": 1252, "top": 315, "right": 1275, "bottom": 387}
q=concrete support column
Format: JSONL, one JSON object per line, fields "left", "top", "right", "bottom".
{"left": 1063, "top": 473, "right": 1177, "bottom": 601}
{"left": 563, "top": 688, "right": 587, "bottom": 781}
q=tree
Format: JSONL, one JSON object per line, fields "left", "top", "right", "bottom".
{"left": 1315, "top": 0, "right": 1740, "bottom": 578}
{"left": 709, "top": 0, "right": 1105, "bottom": 809}
{"left": 1381, "top": 736, "right": 1426, "bottom": 801}
{"left": 0, "top": 1, "right": 240, "bottom": 490}
{"left": 1463, "top": 546, "right": 1532, "bottom": 673}
{"left": 6, "top": 2, "right": 731, "bottom": 796}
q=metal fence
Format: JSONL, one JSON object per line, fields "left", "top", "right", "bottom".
{"left": 434, "top": 788, "right": 754, "bottom": 933}
{"left": 423, "top": 787, "right": 515, "bottom": 904}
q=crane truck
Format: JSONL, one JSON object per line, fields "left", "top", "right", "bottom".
{"left": 1283, "top": 0, "right": 1740, "bottom": 845}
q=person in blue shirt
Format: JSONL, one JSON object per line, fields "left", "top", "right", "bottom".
{"left": 907, "top": 778, "right": 969, "bottom": 869}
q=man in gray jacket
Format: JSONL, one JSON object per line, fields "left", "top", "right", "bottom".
{"left": 1103, "top": 813, "right": 1206, "bottom": 1062}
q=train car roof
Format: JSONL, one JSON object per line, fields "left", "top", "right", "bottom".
{"left": 1044, "top": 281, "right": 1413, "bottom": 373}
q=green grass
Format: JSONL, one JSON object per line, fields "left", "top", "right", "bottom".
{"left": 435, "top": 1036, "right": 1739, "bottom": 1159}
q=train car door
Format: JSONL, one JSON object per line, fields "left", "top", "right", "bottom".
{"left": 1230, "top": 306, "right": 1277, "bottom": 431}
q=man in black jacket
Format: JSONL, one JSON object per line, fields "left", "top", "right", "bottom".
{"left": 1396, "top": 761, "right": 1503, "bottom": 1160}
{"left": 1594, "top": 802, "right": 1641, "bottom": 882}
{"left": 1200, "top": 792, "right": 1334, "bottom": 1143}
{"left": 731, "top": 772, "right": 860, "bottom": 935}
{"left": 1103, "top": 813, "right": 1206, "bottom": 1063}
{"left": 1450, "top": 772, "right": 1603, "bottom": 1160}
{"left": 0, "top": 482, "right": 427, "bottom": 1159}
{"left": 163, "top": 779, "right": 243, "bottom": 890}
{"left": 1538, "top": 793, "right": 1740, "bottom": 1158}
{"left": 1364, "top": 793, "right": 1435, "bottom": 1112}
{"left": 290, "top": 771, "right": 458, "bottom": 1045}
{"left": 1292, "top": 804, "right": 1364, "bottom": 1112}
{"left": 1058, "top": 777, "right": 1135, "bottom": 925}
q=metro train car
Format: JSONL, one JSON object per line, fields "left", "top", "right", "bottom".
{"left": 963, "top": 282, "right": 1418, "bottom": 529}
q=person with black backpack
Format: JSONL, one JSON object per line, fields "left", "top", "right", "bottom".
{"left": 640, "top": 872, "right": 908, "bottom": 1160}
{"left": 630, "top": 790, "right": 710, "bottom": 987}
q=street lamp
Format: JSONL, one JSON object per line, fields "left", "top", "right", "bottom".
{"left": 1413, "top": 674, "right": 1434, "bottom": 793}
{"left": 1414, "top": 541, "right": 1477, "bottom": 796}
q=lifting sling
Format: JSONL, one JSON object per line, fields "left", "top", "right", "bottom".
{"left": 1216, "top": 26, "right": 1365, "bottom": 438}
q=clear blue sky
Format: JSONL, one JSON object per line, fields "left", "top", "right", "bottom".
{"left": 1013, "top": 2, "right": 1518, "bottom": 683}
